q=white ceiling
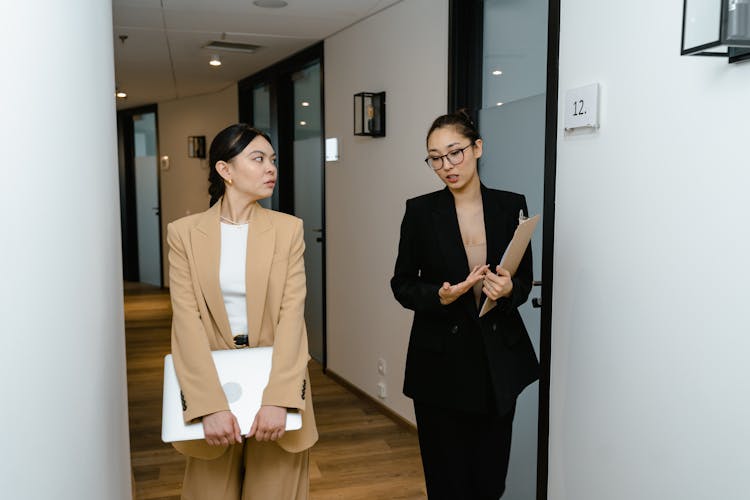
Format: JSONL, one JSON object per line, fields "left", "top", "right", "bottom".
{"left": 113, "top": 0, "right": 401, "bottom": 109}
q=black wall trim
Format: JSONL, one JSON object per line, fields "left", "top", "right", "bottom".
{"left": 448, "top": 0, "right": 483, "bottom": 120}
{"left": 538, "top": 0, "right": 560, "bottom": 497}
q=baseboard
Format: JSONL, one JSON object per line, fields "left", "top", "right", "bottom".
{"left": 324, "top": 369, "right": 417, "bottom": 433}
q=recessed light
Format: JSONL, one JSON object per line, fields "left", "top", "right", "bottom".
{"left": 301, "top": 101, "right": 310, "bottom": 107}
{"left": 116, "top": 90, "right": 127, "bottom": 99}
{"left": 299, "top": 121, "right": 307, "bottom": 126}
{"left": 209, "top": 54, "right": 222, "bottom": 67}
{"left": 253, "top": 0, "right": 288, "bottom": 7}
{"left": 496, "top": 102, "right": 503, "bottom": 106}
{"left": 492, "top": 70, "right": 503, "bottom": 76}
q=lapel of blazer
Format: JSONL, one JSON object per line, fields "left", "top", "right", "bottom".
{"left": 481, "top": 184, "right": 503, "bottom": 269}
{"left": 245, "top": 203, "right": 275, "bottom": 346}
{"left": 190, "top": 201, "right": 233, "bottom": 346}
{"left": 431, "top": 187, "right": 478, "bottom": 317}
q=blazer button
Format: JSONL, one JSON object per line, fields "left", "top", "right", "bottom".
{"left": 451, "top": 325, "right": 459, "bottom": 334}
{"left": 491, "top": 323, "right": 497, "bottom": 332}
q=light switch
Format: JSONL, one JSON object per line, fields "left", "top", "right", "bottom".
{"left": 325, "top": 138, "right": 339, "bottom": 162}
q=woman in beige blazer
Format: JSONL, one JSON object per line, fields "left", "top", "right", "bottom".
{"left": 167, "top": 124, "right": 317, "bottom": 500}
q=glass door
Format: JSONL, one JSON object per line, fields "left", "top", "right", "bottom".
{"left": 292, "top": 62, "right": 324, "bottom": 363}
{"left": 238, "top": 44, "right": 326, "bottom": 365}
{"left": 117, "top": 104, "right": 162, "bottom": 286}
{"left": 478, "top": 0, "right": 550, "bottom": 498}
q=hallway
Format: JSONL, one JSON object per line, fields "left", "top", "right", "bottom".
{"left": 124, "top": 284, "right": 426, "bottom": 499}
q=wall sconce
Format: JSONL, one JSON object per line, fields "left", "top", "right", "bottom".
{"left": 188, "top": 136, "right": 206, "bottom": 158}
{"left": 681, "top": 0, "right": 750, "bottom": 63}
{"left": 353, "top": 92, "right": 386, "bottom": 137}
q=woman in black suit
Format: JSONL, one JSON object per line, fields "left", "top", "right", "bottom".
{"left": 391, "top": 110, "right": 539, "bottom": 499}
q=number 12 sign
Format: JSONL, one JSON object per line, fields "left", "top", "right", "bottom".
{"left": 564, "top": 83, "right": 599, "bottom": 131}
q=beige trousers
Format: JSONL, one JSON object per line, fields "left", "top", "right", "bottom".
{"left": 181, "top": 441, "right": 309, "bottom": 500}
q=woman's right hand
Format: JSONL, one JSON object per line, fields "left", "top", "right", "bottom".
{"left": 202, "top": 410, "right": 242, "bottom": 446}
{"left": 438, "top": 264, "right": 489, "bottom": 305}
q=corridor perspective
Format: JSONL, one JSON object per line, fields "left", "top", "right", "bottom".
{"left": 124, "top": 284, "right": 426, "bottom": 499}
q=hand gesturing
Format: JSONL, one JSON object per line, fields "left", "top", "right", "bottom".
{"left": 438, "top": 264, "right": 489, "bottom": 305}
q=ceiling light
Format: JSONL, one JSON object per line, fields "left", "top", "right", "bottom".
{"left": 253, "top": 0, "right": 288, "bottom": 7}
{"left": 299, "top": 121, "right": 307, "bottom": 126}
{"left": 301, "top": 101, "right": 310, "bottom": 107}
{"left": 116, "top": 90, "right": 127, "bottom": 99}
{"left": 492, "top": 70, "right": 503, "bottom": 75}
{"left": 209, "top": 54, "right": 222, "bottom": 67}
{"left": 496, "top": 102, "right": 504, "bottom": 106}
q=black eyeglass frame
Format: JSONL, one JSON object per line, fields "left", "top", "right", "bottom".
{"left": 424, "top": 143, "right": 475, "bottom": 171}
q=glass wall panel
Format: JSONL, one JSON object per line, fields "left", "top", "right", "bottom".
{"left": 292, "top": 62, "right": 324, "bottom": 363}
{"left": 480, "top": 1, "right": 549, "bottom": 498}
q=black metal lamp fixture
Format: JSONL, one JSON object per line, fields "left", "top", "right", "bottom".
{"left": 188, "top": 136, "right": 206, "bottom": 158}
{"left": 681, "top": 0, "right": 750, "bottom": 63}
{"left": 353, "top": 92, "right": 386, "bottom": 137}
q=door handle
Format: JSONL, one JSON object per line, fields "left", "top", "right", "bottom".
{"left": 532, "top": 280, "right": 541, "bottom": 308}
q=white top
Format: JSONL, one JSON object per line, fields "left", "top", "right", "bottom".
{"left": 219, "top": 222, "right": 249, "bottom": 335}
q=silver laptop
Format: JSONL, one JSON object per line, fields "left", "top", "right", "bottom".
{"left": 162, "top": 346, "right": 303, "bottom": 443}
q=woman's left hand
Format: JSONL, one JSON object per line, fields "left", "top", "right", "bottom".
{"left": 483, "top": 265, "right": 513, "bottom": 300}
{"left": 247, "top": 405, "right": 287, "bottom": 442}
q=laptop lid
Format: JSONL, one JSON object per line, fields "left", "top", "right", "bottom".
{"left": 162, "top": 346, "right": 302, "bottom": 443}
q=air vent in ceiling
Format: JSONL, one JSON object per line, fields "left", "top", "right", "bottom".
{"left": 203, "top": 41, "right": 261, "bottom": 53}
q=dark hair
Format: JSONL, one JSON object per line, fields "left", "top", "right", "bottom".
{"left": 425, "top": 108, "right": 481, "bottom": 146}
{"left": 208, "top": 123, "right": 273, "bottom": 206}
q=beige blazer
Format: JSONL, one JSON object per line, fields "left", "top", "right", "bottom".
{"left": 166, "top": 199, "right": 318, "bottom": 459}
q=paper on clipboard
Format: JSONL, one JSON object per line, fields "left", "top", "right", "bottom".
{"left": 478, "top": 213, "right": 540, "bottom": 317}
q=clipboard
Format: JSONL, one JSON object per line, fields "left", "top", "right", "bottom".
{"left": 478, "top": 213, "right": 540, "bottom": 317}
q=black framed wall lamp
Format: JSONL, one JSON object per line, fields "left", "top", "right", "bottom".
{"left": 188, "top": 136, "right": 206, "bottom": 158}
{"left": 353, "top": 92, "right": 386, "bottom": 137}
{"left": 681, "top": 0, "right": 750, "bottom": 63}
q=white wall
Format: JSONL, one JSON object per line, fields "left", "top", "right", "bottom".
{"left": 0, "top": 1, "right": 132, "bottom": 498}
{"left": 324, "top": 0, "right": 448, "bottom": 423}
{"left": 549, "top": 1, "right": 750, "bottom": 498}
{"left": 157, "top": 86, "right": 239, "bottom": 283}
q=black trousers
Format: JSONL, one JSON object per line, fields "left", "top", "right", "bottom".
{"left": 414, "top": 401, "right": 515, "bottom": 500}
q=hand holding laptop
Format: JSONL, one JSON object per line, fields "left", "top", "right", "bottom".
{"left": 203, "top": 410, "right": 242, "bottom": 446}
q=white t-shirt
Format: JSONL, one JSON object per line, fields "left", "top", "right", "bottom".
{"left": 219, "top": 222, "right": 248, "bottom": 335}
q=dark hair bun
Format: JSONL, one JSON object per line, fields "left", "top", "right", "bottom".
{"left": 426, "top": 108, "right": 481, "bottom": 145}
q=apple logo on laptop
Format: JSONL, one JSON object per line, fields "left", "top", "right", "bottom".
{"left": 222, "top": 382, "right": 242, "bottom": 403}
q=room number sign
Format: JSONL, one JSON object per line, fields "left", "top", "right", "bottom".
{"left": 564, "top": 83, "right": 599, "bottom": 131}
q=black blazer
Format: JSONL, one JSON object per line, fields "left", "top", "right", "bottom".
{"left": 391, "top": 185, "right": 539, "bottom": 415}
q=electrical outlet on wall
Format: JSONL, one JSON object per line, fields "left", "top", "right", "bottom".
{"left": 377, "top": 358, "right": 386, "bottom": 376}
{"left": 377, "top": 382, "right": 387, "bottom": 399}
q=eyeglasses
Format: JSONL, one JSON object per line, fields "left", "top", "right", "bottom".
{"left": 424, "top": 143, "right": 474, "bottom": 171}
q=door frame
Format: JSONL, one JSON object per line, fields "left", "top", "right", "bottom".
{"left": 448, "top": 1, "right": 560, "bottom": 498}
{"left": 117, "top": 103, "right": 163, "bottom": 286}
{"left": 237, "top": 42, "right": 328, "bottom": 369}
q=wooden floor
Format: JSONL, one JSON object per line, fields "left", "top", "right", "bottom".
{"left": 124, "top": 283, "right": 426, "bottom": 499}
